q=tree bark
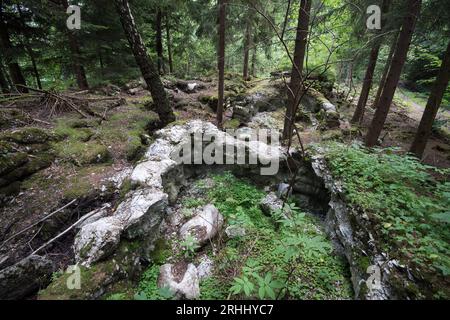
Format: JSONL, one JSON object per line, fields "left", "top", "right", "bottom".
{"left": 114, "top": 0, "right": 175, "bottom": 125}
{"left": 283, "top": 0, "right": 312, "bottom": 140}
{"left": 0, "top": 63, "right": 9, "bottom": 93}
{"left": 0, "top": 2, "right": 28, "bottom": 93}
{"left": 165, "top": 13, "right": 173, "bottom": 74}
{"left": 351, "top": 0, "right": 390, "bottom": 124}
{"left": 155, "top": 8, "right": 165, "bottom": 75}
{"left": 410, "top": 40, "right": 450, "bottom": 158}
{"left": 243, "top": 20, "right": 251, "bottom": 81}
{"left": 372, "top": 29, "right": 400, "bottom": 110}
{"left": 251, "top": 43, "right": 257, "bottom": 77}
{"left": 217, "top": 0, "right": 227, "bottom": 129}
{"left": 60, "top": 0, "right": 89, "bottom": 90}
{"left": 365, "top": 0, "right": 422, "bottom": 147}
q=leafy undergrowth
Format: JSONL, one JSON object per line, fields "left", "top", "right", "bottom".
{"left": 324, "top": 143, "right": 450, "bottom": 297}
{"left": 136, "top": 172, "right": 353, "bottom": 300}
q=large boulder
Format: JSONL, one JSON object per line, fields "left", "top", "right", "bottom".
{"left": 74, "top": 189, "right": 168, "bottom": 266}
{"left": 0, "top": 255, "right": 53, "bottom": 300}
{"left": 158, "top": 262, "right": 200, "bottom": 299}
{"left": 179, "top": 204, "right": 223, "bottom": 246}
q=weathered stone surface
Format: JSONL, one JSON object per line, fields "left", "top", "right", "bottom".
{"left": 74, "top": 189, "right": 168, "bottom": 266}
{"left": 260, "top": 192, "right": 283, "bottom": 216}
{"left": 0, "top": 255, "right": 53, "bottom": 300}
{"left": 74, "top": 217, "right": 123, "bottom": 266}
{"left": 158, "top": 262, "right": 200, "bottom": 299}
{"left": 179, "top": 204, "right": 223, "bottom": 246}
{"left": 197, "top": 255, "right": 214, "bottom": 281}
{"left": 225, "top": 225, "right": 246, "bottom": 238}
{"left": 311, "top": 150, "right": 408, "bottom": 300}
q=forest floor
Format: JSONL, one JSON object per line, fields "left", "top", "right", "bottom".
{"left": 1, "top": 75, "right": 449, "bottom": 299}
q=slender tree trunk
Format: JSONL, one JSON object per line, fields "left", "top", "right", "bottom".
{"left": 60, "top": 0, "right": 89, "bottom": 90}
{"left": 283, "top": 0, "right": 312, "bottom": 140}
{"left": 217, "top": 0, "right": 227, "bottom": 129}
{"left": 165, "top": 13, "right": 173, "bottom": 74}
{"left": 17, "top": 4, "right": 42, "bottom": 89}
{"left": 365, "top": 0, "right": 422, "bottom": 147}
{"left": 0, "top": 3, "right": 28, "bottom": 93}
{"left": 0, "top": 63, "right": 9, "bottom": 93}
{"left": 372, "top": 29, "right": 400, "bottom": 110}
{"left": 251, "top": 42, "right": 257, "bottom": 77}
{"left": 114, "top": 0, "right": 175, "bottom": 125}
{"left": 351, "top": 0, "right": 390, "bottom": 124}
{"left": 243, "top": 21, "right": 251, "bottom": 81}
{"left": 410, "top": 40, "right": 450, "bottom": 158}
{"left": 98, "top": 46, "right": 104, "bottom": 77}
{"left": 155, "top": 8, "right": 165, "bottom": 75}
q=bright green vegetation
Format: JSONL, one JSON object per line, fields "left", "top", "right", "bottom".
{"left": 136, "top": 173, "right": 353, "bottom": 300}
{"left": 324, "top": 143, "right": 450, "bottom": 291}
{"left": 51, "top": 101, "right": 158, "bottom": 166}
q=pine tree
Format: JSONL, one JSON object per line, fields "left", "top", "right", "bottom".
{"left": 217, "top": 0, "right": 227, "bottom": 129}
{"left": 283, "top": 0, "right": 312, "bottom": 141}
{"left": 410, "top": 40, "right": 450, "bottom": 158}
{"left": 365, "top": 0, "right": 422, "bottom": 147}
{"left": 114, "top": 0, "right": 175, "bottom": 125}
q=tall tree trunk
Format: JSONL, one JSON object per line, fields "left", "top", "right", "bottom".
{"left": 60, "top": 0, "right": 89, "bottom": 90}
{"left": 114, "top": 0, "right": 175, "bottom": 125}
{"left": 0, "top": 3, "right": 28, "bottom": 93}
{"left": 372, "top": 29, "right": 400, "bottom": 110}
{"left": 0, "top": 63, "right": 9, "bottom": 93}
{"left": 97, "top": 46, "right": 104, "bottom": 77}
{"left": 351, "top": 0, "right": 390, "bottom": 124}
{"left": 17, "top": 4, "right": 42, "bottom": 89}
{"left": 243, "top": 21, "right": 251, "bottom": 81}
{"left": 251, "top": 43, "right": 257, "bottom": 77}
{"left": 410, "top": 40, "right": 450, "bottom": 158}
{"left": 26, "top": 45, "right": 42, "bottom": 89}
{"left": 165, "top": 13, "right": 173, "bottom": 74}
{"left": 365, "top": 0, "right": 422, "bottom": 147}
{"left": 283, "top": 0, "right": 312, "bottom": 140}
{"left": 155, "top": 8, "right": 165, "bottom": 75}
{"left": 217, "top": 0, "right": 227, "bottom": 129}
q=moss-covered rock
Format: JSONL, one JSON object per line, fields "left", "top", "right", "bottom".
{"left": 0, "top": 153, "right": 54, "bottom": 188}
{"left": 38, "top": 240, "right": 143, "bottom": 300}
{"left": 53, "top": 141, "right": 111, "bottom": 166}
{"left": 0, "top": 151, "right": 29, "bottom": 176}
{"left": 1, "top": 127, "right": 52, "bottom": 145}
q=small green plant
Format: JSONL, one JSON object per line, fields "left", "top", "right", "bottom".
{"left": 180, "top": 235, "right": 200, "bottom": 258}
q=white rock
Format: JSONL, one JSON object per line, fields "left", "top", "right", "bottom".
{"left": 158, "top": 263, "right": 200, "bottom": 299}
{"left": 197, "top": 255, "right": 214, "bottom": 280}
{"left": 179, "top": 204, "right": 223, "bottom": 246}
{"left": 131, "top": 159, "right": 177, "bottom": 188}
{"left": 74, "top": 217, "right": 122, "bottom": 266}
{"left": 225, "top": 225, "right": 246, "bottom": 238}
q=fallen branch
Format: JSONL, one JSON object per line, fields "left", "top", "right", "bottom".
{"left": 26, "top": 204, "right": 109, "bottom": 258}
{"left": 0, "top": 199, "right": 77, "bottom": 249}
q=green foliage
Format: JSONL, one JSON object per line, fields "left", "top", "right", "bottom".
{"left": 136, "top": 264, "right": 174, "bottom": 300}
{"left": 206, "top": 172, "right": 353, "bottom": 300}
{"left": 179, "top": 235, "right": 200, "bottom": 259}
{"left": 324, "top": 143, "right": 450, "bottom": 281}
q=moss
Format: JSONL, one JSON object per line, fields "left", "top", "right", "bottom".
{"left": 198, "top": 94, "right": 218, "bottom": 110}
{"left": 149, "top": 238, "right": 171, "bottom": 264}
{"left": 0, "top": 153, "right": 54, "bottom": 188}
{"left": 53, "top": 140, "right": 111, "bottom": 166}
{"left": 0, "top": 151, "right": 29, "bottom": 176}
{"left": 61, "top": 164, "right": 110, "bottom": 199}
{"left": 1, "top": 127, "right": 52, "bottom": 144}
{"left": 125, "top": 135, "right": 145, "bottom": 162}
{"left": 223, "top": 118, "right": 241, "bottom": 129}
